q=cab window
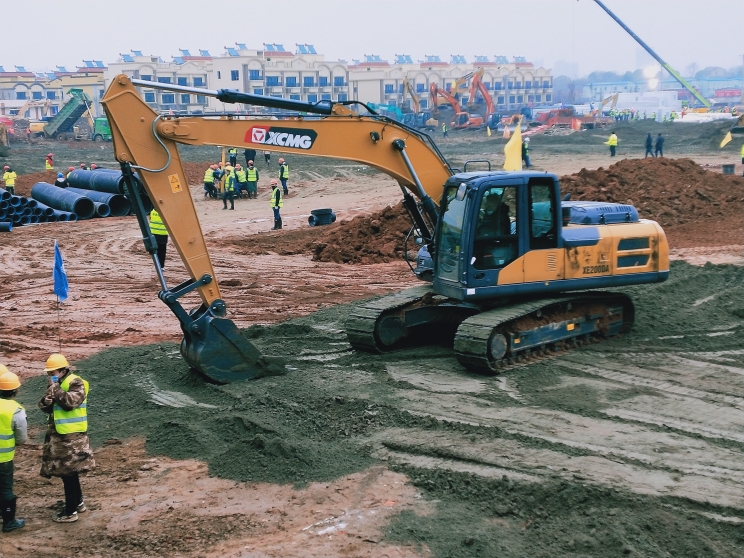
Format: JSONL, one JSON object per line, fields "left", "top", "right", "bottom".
{"left": 529, "top": 182, "right": 557, "bottom": 249}
{"left": 472, "top": 186, "right": 518, "bottom": 270}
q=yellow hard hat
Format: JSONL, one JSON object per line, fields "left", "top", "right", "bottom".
{"left": 0, "top": 372, "right": 20, "bottom": 390}
{"left": 0, "top": 364, "right": 8, "bottom": 375}
{"left": 44, "top": 353, "right": 69, "bottom": 372}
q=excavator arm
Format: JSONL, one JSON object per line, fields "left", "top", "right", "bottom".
{"left": 101, "top": 74, "right": 452, "bottom": 383}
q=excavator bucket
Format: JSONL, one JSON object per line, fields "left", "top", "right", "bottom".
{"left": 179, "top": 302, "right": 286, "bottom": 384}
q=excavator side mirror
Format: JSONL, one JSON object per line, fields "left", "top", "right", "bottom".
{"left": 370, "top": 131, "right": 380, "bottom": 143}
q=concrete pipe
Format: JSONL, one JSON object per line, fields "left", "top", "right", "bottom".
{"left": 0, "top": 221, "right": 12, "bottom": 232}
{"left": 66, "top": 187, "right": 131, "bottom": 217}
{"left": 33, "top": 201, "right": 55, "bottom": 217}
{"left": 93, "top": 202, "right": 111, "bottom": 218}
{"left": 0, "top": 188, "right": 10, "bottom": 201}
{"left": 31, "top": 182, "right": 95, "bottom": 220}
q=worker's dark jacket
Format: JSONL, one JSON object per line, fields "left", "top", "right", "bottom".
{"left": 655, "top": 136, "right": 664, "bottom": 149}
{"left": 38, "top": 375, "right": 96, "bottom": 478}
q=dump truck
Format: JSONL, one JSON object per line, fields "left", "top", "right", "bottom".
{"left": 43, "top": 89, "right": 92, "bottom": 139}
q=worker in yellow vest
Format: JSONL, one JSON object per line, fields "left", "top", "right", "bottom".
{"left": 203, "top": 164, "right": 217, "bottom": 199}
{"left": 45, "top": 153, "right": 54, "bottom": 170}
{"left": 246, "top": 160, "right": 259, "bottom": 199}
{"left": 0, "top": 365, "right": 27, "bottom": 532}
{"left": 148, "top": 209, "right": 168, "bottom": 268}
{"left": 605, "top": 132, "right": 618, "bottom": 157}
{"left": 2, "top": 166, "right": 17, "bottom": 196}
{"left": 222, "top": 165, "right": 236, "bottom": 210}
{"left": 228, "top": 147, "right": 238, "bottom": 167}
{"left": 278, "top": 158, "right": 289, "bottom": 195}
{"left": 270, "top": 178, "right": 283, "bottom": 230}
{"left": 38, "top": 354, "right": 95, "bottom": 523}
{"left": 741, "top": 143, "right": 744, "bottom": 165}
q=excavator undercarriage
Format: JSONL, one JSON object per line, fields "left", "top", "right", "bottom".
{"left": 347, "top": 287, "right": 634, "bottom": 373}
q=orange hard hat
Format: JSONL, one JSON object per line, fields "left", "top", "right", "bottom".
{"left": 79, "top": 163, "right": 86, "bottom": 168}
{"left": 270, "top": 178, "right": 278, "bottom": 185}
{"left": 278, "top": 158, "right": 285, "bottom": 163}
{"left": 68, "top": 166, "right": 75, "bottom": 171}
{"left": 0, "top": 371, "right": 20, "bottom": 391}
{"left": 44, "top": 353, "right": 70, "bottom": 372}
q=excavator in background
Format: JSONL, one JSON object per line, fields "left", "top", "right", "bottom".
{"left": 0, "top": 123, "right": 8, "bottom": 156}
{"left": 401, "top": 77, "right": 437, "bottom": 130}
{"left": 101, "top": 74, "right": 669, "bottom": 384}
{"left": 467, "top": 68, "right": 499, "bottom": 128}
{"left": 429, "top": 83, "right": 484, "bottom": 129}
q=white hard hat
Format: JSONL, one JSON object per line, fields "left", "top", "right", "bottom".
{"left": 524, "top": 137, "right": 530, "bottom": 142}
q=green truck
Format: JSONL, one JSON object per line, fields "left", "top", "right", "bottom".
{"left": 75, "top": 117, "right": 112, "bottom": 141}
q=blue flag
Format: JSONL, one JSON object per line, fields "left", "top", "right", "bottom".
{"left": 53, "top": 240, "right": 69, "bottom": 302}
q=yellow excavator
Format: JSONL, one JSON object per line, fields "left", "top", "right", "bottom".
{"left": 101, "top": 75, "right": 669, "bottom": 383}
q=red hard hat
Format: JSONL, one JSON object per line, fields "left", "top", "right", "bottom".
{"left": 270, "top": 178, "right": 278, "bottom": 185}
{"left": 47, "top": 153, "right": 53, "bottom": 157}
{"left": 90, "top": 164, "right": 97, "bottom": 169}
{"left": 248, "top": 160, "right": 254, "bottom": 165}
{"left": 3, "top": 166, "right": 9, "bottom": 170}
{"left": 278, "top": 158, "right": 285, "bottom": 163}
{"left": 80, "top": 163, "right": 86, "bottom": 168}
{"left": 68, "top": 166, "right": 75, "bottom": 171}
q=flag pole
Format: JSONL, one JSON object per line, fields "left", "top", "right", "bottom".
{"left": 57, "top": 295, "right": 61, "bottom": 352}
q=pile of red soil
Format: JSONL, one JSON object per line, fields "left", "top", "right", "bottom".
{"left": 560, "top": 158, "right": 744, "bottom": 227}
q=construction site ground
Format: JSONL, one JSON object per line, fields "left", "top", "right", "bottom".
{"left": 1, "top": 120, "right": 744, "bottom": 557}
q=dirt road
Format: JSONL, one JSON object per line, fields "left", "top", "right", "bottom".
{"left": 2, "top": 131, "right": 744, "bottom": 556}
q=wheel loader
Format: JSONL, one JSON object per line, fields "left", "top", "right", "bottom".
{"left": 101, "top": 75, "right": 669, "bottom": 383}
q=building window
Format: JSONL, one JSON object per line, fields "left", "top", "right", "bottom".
{"left": 157, "top": 77, "right": 172, "bottom": 84}
{"left": 249, "top": 70, "right": 261, "bottom": 80}
{"left": 286, "top": 77, "right": 297, "bottom": 87}
{"left": 338, "top": 93, "right": 348, "bottom": 101}
{"left": 290, "top": 94, "right": 300, "bottom": 100}
{"left": 319, "top": 76, "right": 329, "bottom": 86}
{"left": 98, "top": 90, "right": 104, "bottom": 99}
{"left": 140, "top": 75, "right": 152, "bottom": 81}
{"left": 535, "top": 95, "right": 541, "bottom": 102}
{"left": 16, "top": 91, "right": 27, "bottom": 100}
{"left": 509, "top": 95, "right": 515, "bottom": 104}
{"left": 333, "top": 76, "right": 345, "bottom": 87}
{"left": 253, "top": 88, "right": 263, "bottom": 95}
{"left": 546, "top": 94, "right": 552, "bottom": 102}
{"left": 420, "top": 99, "right": 428, "bottom": 109}
{"left": 384, "top": 84, "right": 394, "bottom": 94}
{"left": 543, "top": 80, "right": 551, "bottom": 88}
{"left": 416, "top": 83, "right": 425, "bottom": 93}
{"left": 196, "top": 95, "right": 206, "bottom": 104}
{"left": 266, "top": 76, "right": 280, "bottom": 86}
{"left": 51, "top": 106, "right": 58, "bottom": 115}
{"left": 194, "top": 77, "right": 205, "bottom": 86}
{"left": 308, "top": 94, "right": 318, "bottom": 102}
{"left": 177, "top": 77, "right": 188, "bottom": 86}
{"left": 527, "top": 95, "right": 534, "bottom": 102}
{"left": 321, "top": 93, "right": 331, "bottom": 100}
{"left": 515, "top": 82, "right": 522, "bottom": 89}
{"left": 507, "top": 82, "right": 514, "bottom": 90}
{"left": 525, "top": 81, "right": 532, "bottom": 89}
{"left": 303, "top": 76, "right": 314, "bottom": 87}
{"left": 180, "top": 94, "right": 190, "bottom": 104}
{"left": 494, "top": 82, "right": 502, "bottom": 90}
{"left": 32, "top": 91, "right": 43, "bottom": 100}
{"left": 46, "top": 91, "right": 56, "bottom": 100}
{"left": 484, "top": 82, "right": 492, "bottom": 90}
{"left": 161, "top": 93, "right": 175, "bottom": 104}
{"left": 497, "top": 96, "right": 505, "bottom": 104}
{"left": 217, "top": 71, "right": 221, "bottom": 79}
{"left": 517, "top": 95, "right": 523, "bottom": 103}
{"left": 144, "top": 92, "right": 155, "bottom": 103}
{"left": 230, "top": 70, "right": 239, "bottom": 81}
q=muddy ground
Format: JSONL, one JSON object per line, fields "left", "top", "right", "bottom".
{"left": 1, "top": 123, "right": 744, "bottom": 557}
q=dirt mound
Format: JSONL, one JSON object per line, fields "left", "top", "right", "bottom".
{"left": 13, "top": 170, "right": 58, "bottom": 196}
{"left": 561, "top": 157, "right": 744, "bottom": 227}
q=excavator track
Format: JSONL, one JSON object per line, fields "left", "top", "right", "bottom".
{"left": 454, "top": 292, "right": 634, "bottom": 374}
{"left": 346, "top": 285, "right": 435, "bottom": 352}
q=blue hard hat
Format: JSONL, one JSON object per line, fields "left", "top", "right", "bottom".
{"left": 57, "top": 172, "right": 64, "bottom": 178}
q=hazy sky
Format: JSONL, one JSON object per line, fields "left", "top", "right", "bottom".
{"left": 4, "top": 0, "right": 743, "bottom": 78}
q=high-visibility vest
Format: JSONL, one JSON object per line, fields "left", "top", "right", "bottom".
{"left": 225, "top": 171, "right": 235, "bottom": 192}
{"left": 279, "top": 164, "right": 289, "bottom": 179}
{"left": 149, "top": 210, "right": 167, "bottom": 236}
{"left": 270, "top": 187, "right": 283, "bottom": 208}
{"left": 235, "top": 169, "right": 247, "bottom": 182}
{"left": 0, "top": 399, "right": 23, "bottom": 463}
{"left": 247, "top": 167, "right": 258, "bottom": 181}
{"left": 3, "top": 171, "right": 16, "bottom": 186}
{"left": 45, "top": 160, "right": 54, "bottom": 170}
{"left": 608, "top": 135, "right": 618, "bottom": 146}
{"left": 53, "top": 374, "right": 89, "bottom": 435}
{"left": 228, "top": 148, "right": 237, "bottom": 155}
{"left": 741, "top": 144, "right": 744, "bottom": 157}
{"left": 204, "top": 168, "right": 214, "bottom": 183}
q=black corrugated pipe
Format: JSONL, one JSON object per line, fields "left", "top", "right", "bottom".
{"left": 66, "top": 187, "right": 131, "bottom": 217}
{"left": 31, "top": 182, "right": 95, "bottom": 220}
{"left": 0, "top": 222, "right": 11, "bottom": 232}
{"left": 93, "top": 202, "right": 111, "bottom": 217}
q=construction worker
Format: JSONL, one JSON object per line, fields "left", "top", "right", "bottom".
{"left": 521, "top": 137, "right": 531, "bottom": 168}
{"left": 54, "top": 172, "right": 68, "bottom": 188}
{"left": 222, "top": 165, "right": 236, "bottom": 210}
{"left": 441, "top": 121, "right": 448, "bottom": 138}
{"left": 148, "top": 209, "right": 168, "bottom": 268}
{"left": 733, "top": 107, "right": 739, "bottom": 117}
{"left": 66, "top": 166, "right": 75, "bottom": 180}
{"left": 79, "top": 163, "right": 88, "bottom": 171}
{"left": 270, "top": 178, "right": 283, "bottom": 230}
{"left": 228, "top": 147, "right": 238, "bottom": 167}
{"left": 45, "top": 153, "right": 54, "bottom": 170}
{"left": 234, "top": 164, "right": 248, "bottom": 198}
{"left": 244, "top": 148, "right": 256, "bottom": 167}
{"left": 278, "top": 157, "right": 288, "bottom": 195}
{"left": 655, "top": 133, "right": 665, "bottom": 158}
{"left": 38, "top": 353, "right": 95, "bottom": 523}
{"left": 213, "top": 162, "right": 225, "bottom": 193}
{"left": 246, "top": 160, "right": 259, "bottom": 199}
{"left": 0, "top": 365, "right": 27, "bottom": 533}
{"left": 644, "top": 133, "right": 654, "bottom": 159}
{"left": 606, "top": 132, "right": 618, "bottom": 157}
{"left": 2, "top": 166, "right": 16, "bottom": 195}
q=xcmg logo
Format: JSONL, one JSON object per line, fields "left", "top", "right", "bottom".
{"left": 245, "top": 126, "right": 317, "bottom": 150}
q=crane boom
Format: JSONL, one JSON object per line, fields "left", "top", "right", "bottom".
{"left": 592, "top": 0, "right": 710, "bottom": 108}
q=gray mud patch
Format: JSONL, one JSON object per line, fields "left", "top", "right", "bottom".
{"left": 18, "top": 261, "right": 744, "bottom": 556}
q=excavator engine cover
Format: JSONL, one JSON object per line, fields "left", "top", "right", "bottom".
{"left": 180, "top": 301, "right": 286, "bottom": 383}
